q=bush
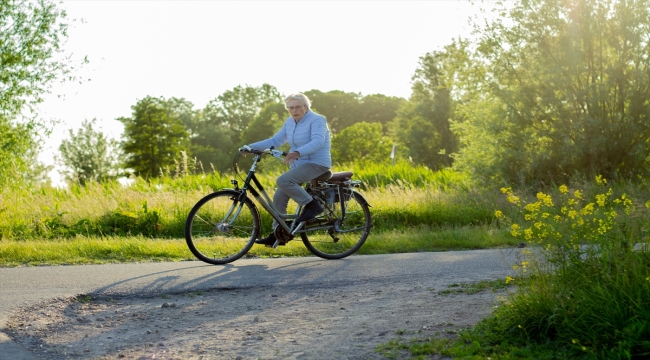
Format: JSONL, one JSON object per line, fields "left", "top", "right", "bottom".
{"left": 479, "top": 176, "right": 650, "bottom": 358}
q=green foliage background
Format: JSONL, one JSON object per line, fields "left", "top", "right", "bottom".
{"left": 3, "top": 1, "right": 650, "bottom": 357}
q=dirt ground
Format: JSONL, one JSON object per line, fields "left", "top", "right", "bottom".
{"left": 5, "top": 278, "right": 508, "bottom": 359}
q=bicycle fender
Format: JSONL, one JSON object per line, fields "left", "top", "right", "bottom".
{"left": 351, "top": 190, "right": 371, "bottom": 207}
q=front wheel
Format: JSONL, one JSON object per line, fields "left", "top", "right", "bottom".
{"left": 301, "top": 189, "right": 371, "bottom": 259}
{"left": 185, "top": 190, "right": 260, "bottom": 265}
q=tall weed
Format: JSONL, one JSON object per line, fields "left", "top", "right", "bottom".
{"left": 473, "top": 176, "right": 650, "bottom": 358}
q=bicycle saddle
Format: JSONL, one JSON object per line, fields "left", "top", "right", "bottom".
{"left": 312, "top": 170, "right": 333, "bottom": 182}
{"left": 310, "top": 171, "right": 354, "bottom": 188}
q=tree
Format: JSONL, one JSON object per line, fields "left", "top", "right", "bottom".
{"left": 118, "top": 96, "right": 190, "bottom": 178}
{"left": 0, "top": 0, "right": 82, "bottom": 188}
{"left": 188, "top": 84, "right": 283, "bottom": 173}
{"left": 358, "top": 94, "right": 406, "bottom": 133}
{"left": 57, "top": 119, "right": 122, "bottom": 185}
{"left": 331, "top": 122, "right": 392, "bottom": 164}
{"left": 188, "top": 109, "right": 238, "bottom": 174}
{"left": 304, "top": 90, "right": 363, "bottom": 134}
{"left": 304, "top": 90, "right": 405, "bottom": 135}
{"left": 1, "top": 0, "right": 81, "bottom": 117}
{"left": 389, "top": 50, "right": 457, "bottom": 170}
{"left": 203, "top": 84, "right": 283, "bottom": 134}
{"left": 239, "top": 102, "right": 286, "bottom": 146}
{"left": 452, "top": 0, "right": 650, "bottom": 185}
{"left": 0, "top": 116, "right": 47, "bottom": 187}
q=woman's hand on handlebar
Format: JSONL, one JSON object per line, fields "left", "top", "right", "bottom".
{"left": 284, "top": 151, "right": 299, "bottom": 165}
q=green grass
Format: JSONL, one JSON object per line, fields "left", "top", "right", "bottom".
{"left": 0, "top": 226, "right": 518, "bottom": 267}
{"left": 0, "top": 166, "right": 498, "bottom": 241}
{"left": 3, "top": 166, "right": 650, "bottom": 359}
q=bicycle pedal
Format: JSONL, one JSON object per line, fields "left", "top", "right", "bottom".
{"left": 267, "top": 240, "right": 288, "bottom": 248}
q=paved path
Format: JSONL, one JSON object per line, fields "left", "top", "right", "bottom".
{"left": 0, "top": 249, "right": 521, "bottom": 359}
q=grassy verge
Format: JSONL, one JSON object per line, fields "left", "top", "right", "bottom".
{"left": 0, "top": 167, "right": 495, "bottom": 240}
{"left": 374, "top": 177, "right": 650, "bottom": 359}
{"left": 3, "top": 164, "right": 650, "bottom": 358}
{"left": 0, "top": 226, "right": 518, "bottom": 267}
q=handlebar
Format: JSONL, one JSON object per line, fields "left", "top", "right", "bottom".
{"left": 239, "top": 146, "right": 287, "bottom": 159}
{"left": 234, "top": 146, "right": 287, "bottom": 175}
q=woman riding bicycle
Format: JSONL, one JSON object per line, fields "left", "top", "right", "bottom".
{"left": 244, "top": 93, "right": 332, "bottom": 246}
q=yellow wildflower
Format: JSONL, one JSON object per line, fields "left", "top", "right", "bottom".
{"left": 505, "top": 276, "right": 515, "bottom": 284}
{"left": 536, "top": 192, "right": 554, "bottom": 206}
{"left": 507, "top": 194, "right": 520, "bottom": 205}
{"left": 559, "top": 185, "right": 568, "bottom": 193}
{"left": 580, "top": 203, "right": 595, "bottom": 215}
{"left": 525, "top": 202, "right": 541, "bottom": 212}
{"left": 524, "top": 228, "right": 533, "bottom": 240}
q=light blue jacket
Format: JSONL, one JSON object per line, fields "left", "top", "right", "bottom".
{"left": 249, "top": 110, "right": 331, "bottom": 168}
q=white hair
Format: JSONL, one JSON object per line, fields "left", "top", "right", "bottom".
{"left": 284, "top": 93, "right": 311, "bottom": 110}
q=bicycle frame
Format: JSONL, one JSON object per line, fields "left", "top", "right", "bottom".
{"left": 185, "top": 147, "right": 372, "bottom": 263}
{"left": 231, "top": 150, "right": 306, "bottom": 237}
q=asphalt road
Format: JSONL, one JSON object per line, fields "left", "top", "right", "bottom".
{"left": 0, "top": 249, "right": 522, "bottom": 359}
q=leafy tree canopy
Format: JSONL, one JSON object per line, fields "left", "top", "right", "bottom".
{"left": 57, "top": 118, "right": 122, "bottom": 185}
{"left": 118, "top": 96, "right": 190, "bottom": 178}
{"left": 0, "top": 0, "right": 82, "bottom": 188}
{"left": 451, "top": 0, "right": 650, "bottom": 186}
{"left": 203, "top": 84, "right": 282, "bottom": 133}
{"left": 390, "top": 49, "right": 457, "bottom": 170}
{"left": 240, "top": 102, "right": 286, "bottom": 147}
{"left": 1, "top": 0, "right": 80, "bottom": 118}
{"left": 331, "top": 122, "right": 392, "bottom": 164}
{"left": 187, "top": 84, "right": 282, "bottom": 173}
{"left": 305, "top": 89, "right": 405, "bottom": 134}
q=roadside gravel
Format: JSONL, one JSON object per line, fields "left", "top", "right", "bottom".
{"left": 6, "top": 278, "right": 507, "bottom": 359}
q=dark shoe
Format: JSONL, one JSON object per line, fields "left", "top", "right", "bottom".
{"left": 295, "top": 200, "right": 324, "bottom": 223}
{"left": 255, "top": 232, "right": 276, "bottom": 245}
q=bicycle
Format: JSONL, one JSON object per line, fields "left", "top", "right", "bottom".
{"left": 184, "top": 147, "right": 372, "bottom": 265}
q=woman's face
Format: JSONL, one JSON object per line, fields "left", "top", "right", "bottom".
{"left": 287, "top": 99, "right": 307, "bottom": 121}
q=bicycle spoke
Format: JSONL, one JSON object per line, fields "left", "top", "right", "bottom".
{"left": 301, "top": 190, "right": 371, "bottom": 259}
{"left": 185, "top": 191, "right": 260, "bottom": 265}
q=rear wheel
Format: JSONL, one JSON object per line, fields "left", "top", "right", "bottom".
{"left": 185, "top": 190, "right": 260, "bottom": 265}
{"left": 301, "top": 189, "right": 371, "bottom": 259}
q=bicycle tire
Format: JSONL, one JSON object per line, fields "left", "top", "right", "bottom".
{"left": 301, "top": 189, "right": 371, "bottom": 259}
{"left": 185, "top": 190, "right": 260, "bottom": 265}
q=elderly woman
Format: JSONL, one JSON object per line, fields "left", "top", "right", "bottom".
{"left": 246, "top": 93, "right": 331, "bottom": 246}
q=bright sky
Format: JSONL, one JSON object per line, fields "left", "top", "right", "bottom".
{"left": 37, "top": 0, "right": 493, "bottom": 184}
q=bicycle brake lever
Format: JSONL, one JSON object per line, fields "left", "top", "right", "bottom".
{"left": 270, "top": 149, "right": 284, "bottom": 159}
